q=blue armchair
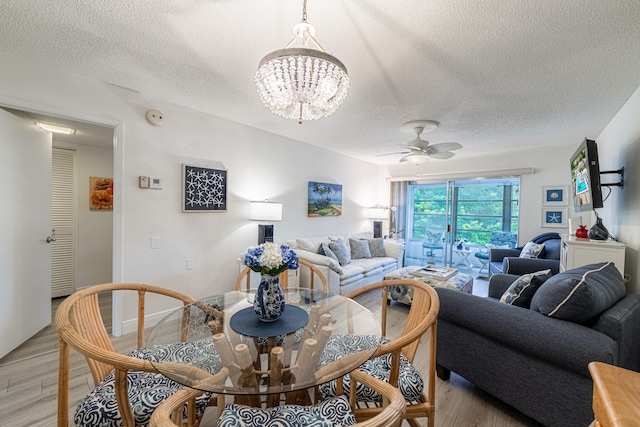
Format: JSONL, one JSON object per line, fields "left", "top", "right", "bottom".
{"left": 488, "top": 232, "right": 561, "bottom": 277}
{"left": 473, "top": 231, "right": 518, "bottom": 275}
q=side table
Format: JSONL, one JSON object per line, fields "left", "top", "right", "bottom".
{"left": 588, "top": 361, "right": 640, "bottom": 426}
{"left": 452, "top": 248, "right": 474, "bottom": 268}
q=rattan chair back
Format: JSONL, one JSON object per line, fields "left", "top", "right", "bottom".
{"left": 55, "top": 283, "right": 197, "bottom": 427}
{"left": 346, "top": 279, "right": 440, "bottom": 427}
{"left": 150, "top": 369, "right": 405, "bottom": 427}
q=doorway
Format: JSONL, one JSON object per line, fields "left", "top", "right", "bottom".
{"left": 1, "top": 107, "right": 115, "bottom": 295}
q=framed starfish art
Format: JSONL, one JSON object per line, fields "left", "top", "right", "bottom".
{"left": 182, "top": 164, "right": 227, "bottom": 212}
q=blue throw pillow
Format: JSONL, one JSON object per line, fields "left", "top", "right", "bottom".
{"left": 329, "top": 239, "right": 352, "bottom": 266}
{"left": 530, "top": 262, "right": 625, "bottom": 323}
{"left": 368, "top": 238, "right": 387, "bottom": 257}
{"left": 349, "top": 238, "right": 372, "bottom": 259}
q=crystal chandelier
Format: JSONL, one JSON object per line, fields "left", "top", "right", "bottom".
{"left": 255, "top": 0, "right": 349, "bottom": 124}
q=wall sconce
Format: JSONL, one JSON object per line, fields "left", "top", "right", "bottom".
{"left": 368, "top": 207, "right": 389, "bottom": 238}
{"left": 249, "top": 200, "right": 283, "bottom": 244}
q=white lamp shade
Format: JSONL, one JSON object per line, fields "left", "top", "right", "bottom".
{"left": 406, "top": 154, "right": 429, "bottom": 165}
{"left": 249, "top": 201, "right": 282, "bottom": 221}
{"left": 368, "top": 207, "right": 389, "bottom": 219}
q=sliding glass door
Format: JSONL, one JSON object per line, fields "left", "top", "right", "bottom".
{"left": 404, "top": 178, "right": 520, "bottom": 270}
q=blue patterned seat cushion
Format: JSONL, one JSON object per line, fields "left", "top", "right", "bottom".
{"left": 75, "top": 339, "right": 221, "bottom": 427}
{"left": 216, "top": 396, "right": 356, "bottom": 427}
{"left": 319, "top": 336, "right": 424, "bottom": 402}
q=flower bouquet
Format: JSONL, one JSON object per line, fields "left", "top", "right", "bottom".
{"left": 242, "top": 242, "right": 299, "bottom": 321}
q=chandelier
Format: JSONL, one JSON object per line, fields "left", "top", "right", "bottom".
{"left": 255, "top": 0, "right": 349, "bottom": 124}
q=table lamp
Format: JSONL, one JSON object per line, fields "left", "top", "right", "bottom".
{"left": 368, "top": 207, "right": 389, "bottom": 238}
{"left": 249, "top": 200, "right": 282, "bottom": 244}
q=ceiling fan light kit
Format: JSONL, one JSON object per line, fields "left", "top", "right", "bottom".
{"left": 405, "top": 154, "right": 429, "bottom": 165}
{"left": 255, "top": 0, "right": 349, "bottom": 124}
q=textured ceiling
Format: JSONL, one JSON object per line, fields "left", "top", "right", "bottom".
{"left": 1, "top": 0, "right": 640, "bottom": 164}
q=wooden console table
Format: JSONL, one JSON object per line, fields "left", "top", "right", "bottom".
{"left": 588, "top": 361, "right": 640, "bottom": 426}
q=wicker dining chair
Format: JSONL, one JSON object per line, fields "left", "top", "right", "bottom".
{"left": 298, "top": 258, "right": 330, "bottom": 293}
{"left": 150, "top": 369, "right": 405, "bottom": 427}
{"left": 55, "top": 282, "right": 223, "bottom": 427}
{"left": 320, "top": 279, "right": 439, "bottom": 427}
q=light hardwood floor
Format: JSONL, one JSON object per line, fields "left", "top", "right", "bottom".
{"left": 0, "top": 282, "right": 541, "bottom": 426}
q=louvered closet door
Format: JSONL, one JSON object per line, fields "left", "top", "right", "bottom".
{"left": 51, "top": 148, "right": 76, "bottom": 297}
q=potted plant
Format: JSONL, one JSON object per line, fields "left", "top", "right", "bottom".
{"left": 389, "top": 228, "right": 404, "bottom": 239}
{"left": 455, "top": 238, "right": 467, "bottom": 250}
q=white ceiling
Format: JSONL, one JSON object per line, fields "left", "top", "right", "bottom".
{"left": 2, "top": 0, "right": 640, "bottom": 164}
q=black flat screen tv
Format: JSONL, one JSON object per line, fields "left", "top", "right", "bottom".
{"left": 570, "top": 138, "right": 603, "bottom": 212}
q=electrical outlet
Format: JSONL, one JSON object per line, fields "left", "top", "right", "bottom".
{"left": 186, "top": 258, "right": 195, "bottom": 270}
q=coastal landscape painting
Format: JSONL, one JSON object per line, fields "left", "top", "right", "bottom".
{"left": 308, "top": 182, "right": 342, "bottom": 217}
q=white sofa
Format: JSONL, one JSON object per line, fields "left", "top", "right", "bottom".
{"left": 286, "top": 232, "right": 405, "bottom": 296}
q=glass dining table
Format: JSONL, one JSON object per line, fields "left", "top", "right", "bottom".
{"left": 145, "top": 287, "right": 382, "bottom": 406}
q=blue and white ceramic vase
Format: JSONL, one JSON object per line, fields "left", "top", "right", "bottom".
{"left": 253, "top": 274, "right": 285, "bottom": 322}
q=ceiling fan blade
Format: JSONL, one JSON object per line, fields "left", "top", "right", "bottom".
{"left": 428, "top": 151, "right": 456, "bottom": 159}
{"left": 399, "top": 144, "right": 425, "bottom": 151}
{"left": 375, "top": 151, "right": 410, "bottom": 157}
{"left": 429, "top": 142, "right": 463, "bottom": 152}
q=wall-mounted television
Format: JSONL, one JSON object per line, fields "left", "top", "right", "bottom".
{"left": 570, "top": 138, "right": 603, "bottom": 212}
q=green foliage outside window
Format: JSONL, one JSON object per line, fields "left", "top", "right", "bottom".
{"left": 410, "top": 180, "right": 519, "bottom": 245}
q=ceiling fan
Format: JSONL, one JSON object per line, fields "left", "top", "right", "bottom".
{"left": 376, "top": 120, "right": 463, "bottom": 165}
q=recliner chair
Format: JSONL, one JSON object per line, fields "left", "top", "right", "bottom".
{"left": 473, "top": 231, "right": 518, "bottom": 275}
{"left": 488, "top": 232, "right": 561, "bottom": 276}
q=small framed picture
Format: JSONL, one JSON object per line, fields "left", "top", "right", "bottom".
{"left": 182, "top": 164, "right": 227, "bottom": 212}
{"left": 542, "top": 185, "right": 568, "bottom": 206}
{"left": 541, "top": 207, "right": 567, "bottom": 228}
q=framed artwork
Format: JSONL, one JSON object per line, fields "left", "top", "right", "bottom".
{"left": 308, "top": 181, "right": 342, "bottom": 217}
{"left": 542, "top": 185, "right": 568, "bottom": 206}
{"left": 182, "top": 164, "right": 227, "bottom": 212}
{"left": 89, "top": 177, "right": 113, "bottom": 210}
{"left": 541, "top": 207, "right": 568, "bottom": 228}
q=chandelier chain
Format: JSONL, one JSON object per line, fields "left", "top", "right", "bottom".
{"left": 302, "top": 0, "right": 308, "bottom": 22}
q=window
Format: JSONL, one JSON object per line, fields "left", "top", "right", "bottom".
{"left": 407, "top": 178, "right": 519, "bottom": 245}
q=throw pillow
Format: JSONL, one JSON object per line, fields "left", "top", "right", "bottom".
{"left": 296, "top": 238, "right": 316, "bottom": 252}
{"left": 217, "top": 396, "right": 357, "bottom": 427}
{"left": 349, "top": 238, "right": 372, "bottom": 259}
{"left": 530, "top": 262, "right": 626, "bottom": 323}
{"left": 320, "top": 243, "right": 340, "bottom": 263}
{"left": 368, "top": 238, "right": 387, "bottom": 257}
{"left": 500, "top": 269, "right": 552, "bottom": 308}
{"left": 329, "top": 239, "right": 352, "bottom": 266}
{"left": 519, "top": 241, "right": 545, "bottom": 258}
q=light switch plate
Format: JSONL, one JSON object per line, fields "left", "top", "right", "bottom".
{"left": 150, "top": 237, "right": 160, "bottom": 249}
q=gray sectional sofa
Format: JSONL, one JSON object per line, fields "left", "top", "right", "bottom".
{"left": 435, "top": 263, "right": 640, "bottom": 427}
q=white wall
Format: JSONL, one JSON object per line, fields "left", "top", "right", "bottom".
{"left": 596, "top": 86, "right": 640, "bottom": 294}
{"left": 386, "top": 144, "right": 576, "bottom": 244}
{"left": 0, "top": 52, "right": 384, "bottom": 324}
{"left": 54, "top": 141, "right": 114, "bottom": 289}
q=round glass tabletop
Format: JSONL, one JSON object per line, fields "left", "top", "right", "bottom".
{"left": 145, "top": 288, "right": 382, "bottom": 396}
